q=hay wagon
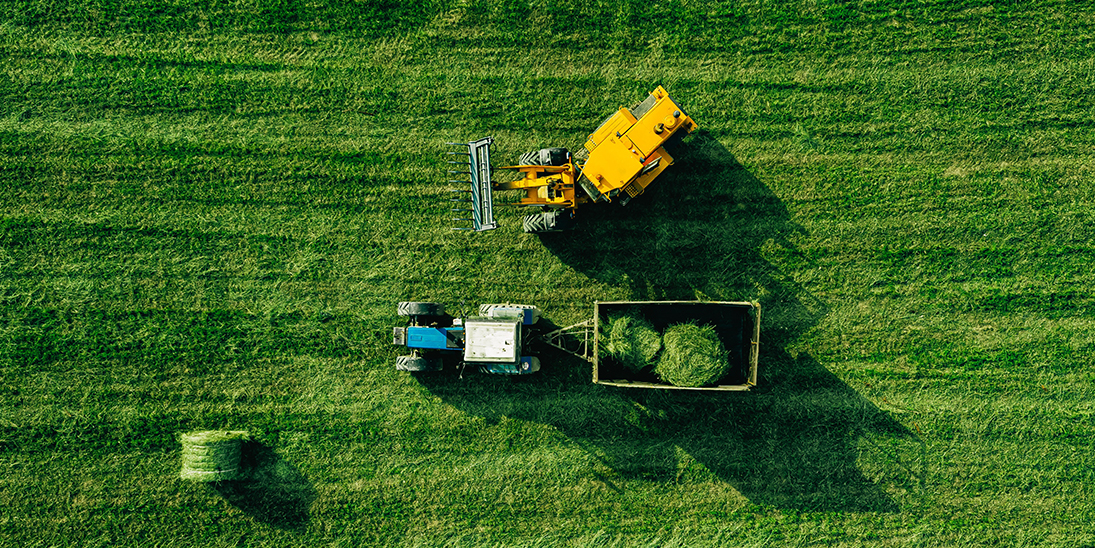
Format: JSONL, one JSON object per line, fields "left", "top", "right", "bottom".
{"left": 542, "top": 301, "right": 761, "bottom": 392}
{"left": 393, "top": 300, "right": 760, "bottom": 392}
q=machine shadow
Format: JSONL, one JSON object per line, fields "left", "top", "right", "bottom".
{"left": 603, "top": 356, "right": 912, "bottom": 512}
{"left": 211, "top": 441, "right": 316, "bottom": 531}
{"left": 416, "top": 131, "right": 917, "bottom": 512}
{"left": 536, "top": 129, "right": 799, "bottom": 305}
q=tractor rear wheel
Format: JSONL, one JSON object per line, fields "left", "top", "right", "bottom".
{"left": 396, "top": 355, "right": 442, "bottom": 372}
{"left": 397, "top": 302, "right": 445, "bottom": 317}
{"left": 479, "top": 303, "right": 541, "bottom": 325}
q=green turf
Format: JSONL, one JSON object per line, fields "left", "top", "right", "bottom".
{"left": 2, "top": 1, "right": 1095, "bottom": 546}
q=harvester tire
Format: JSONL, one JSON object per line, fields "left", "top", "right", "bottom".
{"left": 397, "top": 302, "right": 445, "bottom": 317}
{"left": 519, "top": 148, "right": 568, "bottom": 167}
{"left": 396, "top": 355, "right": 442, "bottom": 372}
{"left": 523, "top": 210, "right": 575, "bottom": 233}
{"left": 522, "top": 213, "right": 549, "bottom": 233}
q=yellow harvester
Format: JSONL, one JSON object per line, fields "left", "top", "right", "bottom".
{"left": 448, "top": 86, "right": 697, "bottom": 233}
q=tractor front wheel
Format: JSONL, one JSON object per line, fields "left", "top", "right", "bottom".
{"left": 396, "top": 355, "right": 442, "bottom": 372}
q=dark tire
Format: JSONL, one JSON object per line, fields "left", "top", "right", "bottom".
{"left": 523, "top": 210, "right": 576, "bottom": 233}
{"left": 522, "top": 213, "right": 549, "bottom": 233}
{"left": 396, "top": 355, "right": 442, "bottom": 372}
{"left": 519, "top": 148, "right": 568, "bottom": 166}
{"left": 479, "top": 303, "right": 541, "bottom": 325}
{"left": 397, "top": 302, "right": 445, "bottom": 317}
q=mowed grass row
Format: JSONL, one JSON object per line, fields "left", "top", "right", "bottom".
{"left": 2, "top": 2, "right": 1095, "bottom": 546}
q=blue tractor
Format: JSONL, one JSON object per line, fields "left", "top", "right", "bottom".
{"left": 392, "top": 301, "right": 543, "bottom": 374}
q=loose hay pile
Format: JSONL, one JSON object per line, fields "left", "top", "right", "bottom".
{"left": 655, "top": 323, "right": 730, "bottom": 387}
{"left": 180, "top": 430, "right": 250, "bottom": 482}
{"left": 600, "top": 309, "right": 662, "bottom": 372}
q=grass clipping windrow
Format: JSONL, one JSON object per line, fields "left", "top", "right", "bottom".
{"left": 180, "top": 430, "right": 250, "bottom": 482}
{"left": 600, "top": 309, "right": 662, "bottom": 373}
{"left": 655, "top": 323, "right": 730, "bottom": 387}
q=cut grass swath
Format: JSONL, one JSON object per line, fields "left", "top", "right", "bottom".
{"left": 600, "top": 309, "right": 662, "bottom": 373}
{"left": 655, "top": 323, "right": 729, "bottom": 387}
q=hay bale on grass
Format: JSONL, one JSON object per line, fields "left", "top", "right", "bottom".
{"left": 656, "top": 323, "right": 729, "bottom": 387}
{"left": 600, "top": 309, "right": 662, "bottom": 373}
{"left": 180, "top": 430, "right": 250, "bottom": 482}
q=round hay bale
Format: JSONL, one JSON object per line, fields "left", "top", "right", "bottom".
{"left": 601, "top": 310, "right": 662, "bottom": 373}
{"left": 655, "top": 323, "right": 729, "bottom": 387}
{"left": 180, "top": 430, "right": 249, "bottom": 482}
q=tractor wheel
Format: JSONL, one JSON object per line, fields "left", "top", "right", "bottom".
{"left": 397, "top": 302, "right": 445, "bottom": 317}
{"left": 523, "top": 210, "right": 575, "bottom": 233}
{"left": 522, "top": 213, "right": 549, "bottom": 233}
{"left": 479, "top": 303, "right": 541, "bottom": 325}
{"left": 519, "top": 148, "right": 568, "bottom": 167}
{"left": 396, "top": 355, "right": 442, "bottom": 372}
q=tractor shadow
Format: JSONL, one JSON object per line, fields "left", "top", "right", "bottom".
{"left": 211, "top": 441, "right": 316, "bottom": 531}
{"left": 416, "top": 131, "right": 920, "bottom": 512}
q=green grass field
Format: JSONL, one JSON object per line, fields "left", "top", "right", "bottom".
{"left": 2, "top": 1, "right": 1094, "bottom": 545}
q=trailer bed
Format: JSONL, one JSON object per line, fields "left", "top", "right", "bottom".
{"left": 592, "top": 301, "right": 760, "bottom": 392}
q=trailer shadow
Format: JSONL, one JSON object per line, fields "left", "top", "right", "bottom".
{"left": 589, "top": 355, "right": 914, "bottom": 513}
{"left": 414, "top": 131, "right": 919, "bottom": 512}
